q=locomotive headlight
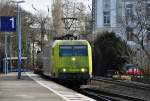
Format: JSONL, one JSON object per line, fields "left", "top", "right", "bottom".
{"left": 63, "top": 68, "right": 66, "bottom": 72}
{"left": 81, "top": 68, "right": 85, "bottom": 72}
{"left": 72, "top": 57, "right": 76, "bottom": 61}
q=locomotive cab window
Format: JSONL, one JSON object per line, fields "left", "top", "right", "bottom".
{"left": 73, "top": 45, "right": 88, "bottom": 56}
{"left": 59, "top": 45, "right": 88, "bottom": 56}
{"left": 59, "top": 45, "right": 73, "bottom": 56}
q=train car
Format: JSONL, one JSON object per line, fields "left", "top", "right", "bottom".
{"left": 37, "top": 40, "right": 92, "bottom": 86}
{"left": 35, "top": 52, "right": 43, "bottom": 74}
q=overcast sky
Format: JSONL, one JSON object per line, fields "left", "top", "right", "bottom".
{"left": 14, "top": 0, "right": 92, "bottom": 16}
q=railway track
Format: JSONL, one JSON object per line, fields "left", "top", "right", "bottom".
{"left": 80, "top": 88, "right": 147, "bottom": 101}
{"left": 92, "top": 76, "right": 150, "bottom": 91}
{"left": 39, "top": 74, "right": 149, "bottom": 100}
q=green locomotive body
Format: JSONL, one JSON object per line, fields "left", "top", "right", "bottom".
{"left": 38, "top": 40, "right": 92, "bottom": 85}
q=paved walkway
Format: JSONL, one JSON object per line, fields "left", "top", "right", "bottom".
{"left": 0, "top": 72, "right": 64, "bottom": 101}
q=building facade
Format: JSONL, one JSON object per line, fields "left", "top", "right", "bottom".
{"left": 94, "top": 0, "right": 150, "bottom": 40}
{"left": 94, "top": 0, "right": 123, "bottom": 34}
{"left": 94, "top": 0, "right": 150, "bottom": 67}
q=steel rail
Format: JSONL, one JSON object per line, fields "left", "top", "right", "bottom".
{"left": 81, "top": 88, "right": 148, "bottom": 101}
{"left": 92, "top": 76, "right": 150, "bottom": 91}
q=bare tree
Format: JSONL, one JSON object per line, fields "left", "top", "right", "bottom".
{"left": 0, "top": 0, "right": 16, "bottom": 16}
{"left": 0, "top": 0, "right": 16, "bottom": 49}
{"left": 62, "top": 0, "right": 87, "bottom": 35}
{"left": 52, "top": 0, "right": 64, "bottom": 37}
{"left": 52, "top": 0, "right": 87, "bottom": 36}
{"left": 35, "top": 12, "right": 49, "bottom": 51}
{"left": 0, "top": 0, "right": 38, "bottom": 69}
{"left": 122, "top": 0, "right": 150, "bottom": 66}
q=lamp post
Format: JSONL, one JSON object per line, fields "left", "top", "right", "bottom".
{"left": 16, "top": 0, "right": 25, "bottom": 79}
{"left": 10, "top": 0, "right": 25, "bottom": 79}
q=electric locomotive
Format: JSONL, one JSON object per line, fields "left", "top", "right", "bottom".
{"left": 37, "top": 39, "right": 92, "bottom": 86}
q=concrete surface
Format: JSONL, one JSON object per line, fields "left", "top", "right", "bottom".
{"left": 0, "top": 72, "right": 64, "bottom": 101}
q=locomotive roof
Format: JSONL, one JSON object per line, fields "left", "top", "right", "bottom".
{"left": 53, "top": 40, "right": 89, "bottom": 46}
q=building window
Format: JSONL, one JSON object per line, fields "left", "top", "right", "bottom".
{"left": 103, "top": 11, "right": 110, "bottom": 25}
{"left": 125, "top": 4, "right": 133, "bottom": 18}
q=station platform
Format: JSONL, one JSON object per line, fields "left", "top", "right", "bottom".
{"left": 0, "top": 72, "right": 95, "bottom": 101}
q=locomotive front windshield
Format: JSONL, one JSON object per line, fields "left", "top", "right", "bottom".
{"left": 59, "top": 45, "right": 88, "bottom": 56}
{"left": 74, "top": 46, "right": 87, "bottom": 56}
{"left": 59, "top": 46, "right": 72, "bottom": 56}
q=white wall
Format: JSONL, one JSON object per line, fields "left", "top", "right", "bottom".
{"left": 96, "top": 0, "right": 103, "bottom": 28}
{"left": 111, "top": 0, "right": 117, "bottom": 27}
